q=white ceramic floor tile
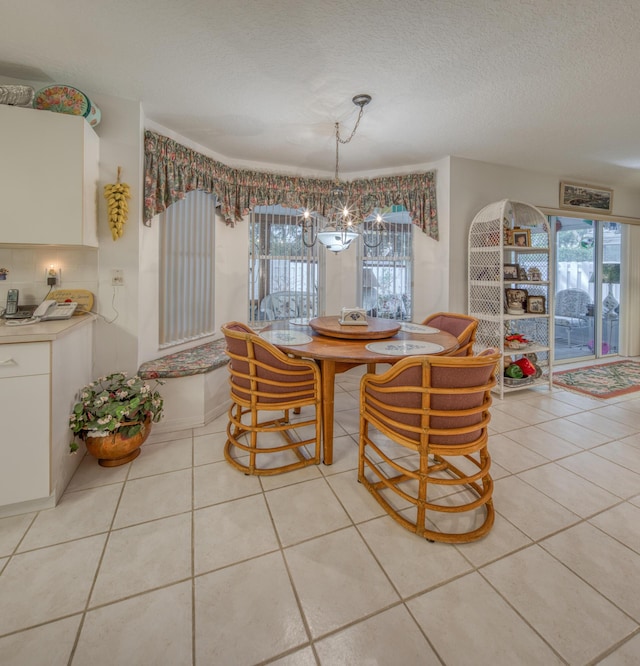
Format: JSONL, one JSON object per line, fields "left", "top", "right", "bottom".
{"left": 592, "top": 404, "right": 640, "bottom": 430}
{"left": 315, "top": 604, "right": 439, "bottom": 665}
{"left": 454, "top": 513, "right": 532, "bottom": 567}
{"left": 64, "top": 453, "right": 131, "bottom": 493}
{"left": 485, "top": 409, "right": 525, "bottom": 433}
{"left": 567, "top": 412, "right": 638, "bottom": 440}
{"left": 543, "top": 521, "right": 640, "bottom": 620}
{"left": 598, "top": 633, "right": 640, "bottom": 665}
{"left": 493, "top": 476, "right": 580, "bottom": 540}
{"left": 192, "top": 412, "right": 228, "bottom": 436}
{"left": 552, "top": 390, "right": 605, "bottom": 411}
{"left": 594, "top": 440, "right": 640, "bottom": 475}
{"left": 487, "top": 433, "right": 550, "bottom": 473}
{"left": 285, "top": 527, "right": 399, "bottom": 638}
{"left": 518, "top": 394, "right": 583, "bottom": 417}
{"left": 504, "top": 424, "right": 582, "bottom": 460}
{"left": 259, "top": 462, "right": 322, "bottom": 491}
{"left": 333, "top": 408, "right": 360, "bottom": 435}
{"left": 128, "top": 437, "right": 192, "bottom": 478}
{"left": 18, "top": 484, "right": 121, "bottom": 552}
{"left": 325, "top": 469, "right": 387, "bottom": 523}
{"left": 0, "top": 513, "right": 35, "bottom": 557}
{"left": 74, "top": 582, "right": 192, "bottom": 666}
{"left": 193, "top": 430, "right": 227, "bottom": 466}
{"left": 535, "top": 416, "right": 612, "bottom": 449}
{"left": 268, "top": 646, "right": 317, "bottom": 666}
{"left": 318, "top": 434, "right": 359, "bottom": 475}
{"left": 195, "top": 551, "right": 308, "bottom": 664}
{"left": 113, "top": 468, "right": 192, "bottom": 528}
{"left": 0, "top": 615, "right": 81, "bottom": 666}
{"left": 589, "top": 502, "right": 640, "bottom": 554}
{"left": 91, "top": 513, "right": 191, "bottom": 607}
{"left": 144, "top": 426, "right": 192, "bottom": 446}
{"left": 3, "top": 371, "right": 640, "bottom": 665}
{"left": 518, "top": 462, "right": 619, "bottom": 518}
{"left": 194, "top": 494, "right": 279, "bottom": 574}
{"left": 358, "top": 515, "right": 472, "bottom": 598}
{"left": 558, "top": 451, "right": 640, "bottom": 498}
{"left": 408, "top": 572, "right": 564, "bottom": 665}
{"left": 266, "top": 477, "right": 351, "bottom": 546}
{"left": 482, "top": 545, "right": 637, "bottom": 664}
{"left": 193, "top": 459, "right": 261, "bottom": 508}
{"left": 492, "top": 403, "right": 557, "bottom": 425}
{"left": 333, "top": 392, "right": 359, "bottom": 412}
{"left": 0, "top": 534, "right": 105, "bottom": 634}
{"left": 621, "top": 432, "right": 640, "bottom": 449}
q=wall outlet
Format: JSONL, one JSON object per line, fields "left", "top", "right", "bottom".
{"left": 111, "top": 269, "right": 124, "bottom": 286}
{"left": 45, "top": 266, "right": 60, "bottom": 286}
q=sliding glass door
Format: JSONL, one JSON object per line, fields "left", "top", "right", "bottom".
{"left": 552, "top": 216, "right": 621, "bottom": 363}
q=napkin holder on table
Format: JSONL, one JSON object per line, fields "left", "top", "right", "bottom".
{"left": 339, "top": 307, "right": 368, "bottom": 325}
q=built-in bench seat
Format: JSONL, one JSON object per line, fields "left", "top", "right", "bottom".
{"left": 138, "top": 338, "right": 231, "bottom": 433}
{"left": 138, "top": 338, "right": 229, "bottom": 379}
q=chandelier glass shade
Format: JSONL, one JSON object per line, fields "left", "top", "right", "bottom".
{"left": 298, "top": 94, "right": 387, "bottom": 254}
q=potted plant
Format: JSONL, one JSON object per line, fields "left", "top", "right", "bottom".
{"left": 69, "top": 372, "right": 164, "bottom": 466}
{"left": 0, "top": 267, "right": 8, "bottom": 280}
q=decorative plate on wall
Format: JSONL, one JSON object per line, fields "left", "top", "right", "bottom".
{"left": 33, "top": 85, "right": 91, "bottom": 117}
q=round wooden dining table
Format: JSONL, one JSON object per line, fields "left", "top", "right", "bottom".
{"left": 263, "top": 316, "right": 459, "bottom": 464}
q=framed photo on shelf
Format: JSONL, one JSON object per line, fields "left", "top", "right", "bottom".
{"left": 526, "top": 295, "right": 546, "bottom": 314}
{"left": 503, "top": 263, "right": 520, "bottom": 280}
{"left": 559, "top": 181, "right": 613, "bottom": 215}
{"left": 505, "top": 288, "right": 528, "bottom": 312}
{"left": 512, "top": 228, "right": 531, "bottom": 248}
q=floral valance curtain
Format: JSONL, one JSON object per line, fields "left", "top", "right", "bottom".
{"left": 143, "top": 130, "right": 439, "bottom": 240}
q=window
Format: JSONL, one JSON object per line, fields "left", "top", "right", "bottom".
{"left": 159, "top": 190, "right": 216, "bottom": 346}
{"left": 249, "top": 205, "right": 321, "bottom": 322}
{"left": 359, "top": 209, "right": 413, "bottom": 320}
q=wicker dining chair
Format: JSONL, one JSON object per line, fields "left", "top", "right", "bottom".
{"left": 421, "top": 312, "right": 479, "bottom": 356}
{"left": 221, "top": 321, "right": 322, "bottom": 475}
{"left": 358, "top": 348, "right": 500, "bottom": 543}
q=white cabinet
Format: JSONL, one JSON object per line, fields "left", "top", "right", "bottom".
{"left": 0, "top": 320, "right": 94, "bottom": 516}
{"left": 0, "top": 343, "right": 50, "bottom": 506}
{"left": 468, "top": 200, "right": 553, "bottom": 398}
{"left": 0, "top": 105, "right": 99, "bottom": 246}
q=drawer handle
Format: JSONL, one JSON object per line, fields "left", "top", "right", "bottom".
{"left": 0, "top": 358, "right": 17, "bottom": 366}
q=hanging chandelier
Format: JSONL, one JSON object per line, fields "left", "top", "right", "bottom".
{"left": 299, "top": 94, "right": 386, "bottom": 253}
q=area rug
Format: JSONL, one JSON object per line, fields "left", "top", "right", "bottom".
{"left": 553, "top": 360, "right": 640, "bottom": 399}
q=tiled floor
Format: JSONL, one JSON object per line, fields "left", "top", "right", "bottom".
{"left": 1, "top": 367, "right": 640, "bottom": 665}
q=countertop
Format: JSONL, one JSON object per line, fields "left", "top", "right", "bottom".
{"left": 0, "top": 313, "right": 96, "bottom": 344}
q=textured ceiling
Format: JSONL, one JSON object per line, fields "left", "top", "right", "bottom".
{"left": 2, "top": 0, "right": 640, "bottom": 186}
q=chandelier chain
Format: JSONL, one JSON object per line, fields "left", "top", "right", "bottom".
{"left": 334, "top": 103, "right": 367, "bottom": 182}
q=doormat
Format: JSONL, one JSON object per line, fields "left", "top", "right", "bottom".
{"left": 553, "top": 360, "right": 640, "bottom": 399}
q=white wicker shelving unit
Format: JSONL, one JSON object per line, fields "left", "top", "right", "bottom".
{"left": 468, "top": 200, "right": 554, "bottom": 398}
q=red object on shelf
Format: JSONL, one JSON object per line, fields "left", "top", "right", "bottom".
{"left": 513, "top": 357, "right": 536, "bottom": 376}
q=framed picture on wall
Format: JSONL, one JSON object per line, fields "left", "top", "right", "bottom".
{"left": 559, "top": 181, "right": 613, "bottom": 214}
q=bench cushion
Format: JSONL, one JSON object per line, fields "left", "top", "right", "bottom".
{"left": 138, "top": 339, "right": 228, "bottom": 379}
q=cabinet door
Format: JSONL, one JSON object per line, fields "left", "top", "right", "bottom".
{"left": 0, "top": 374, "right": 50, "bottom": 505}
{"left": 0, "top": 105, "right": 98, "bottom": 246}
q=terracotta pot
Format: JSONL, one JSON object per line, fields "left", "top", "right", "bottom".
{"left": 84, "top": 416, "right": 152, "bottom": 467}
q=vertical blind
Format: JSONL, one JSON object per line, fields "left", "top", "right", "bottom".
{"left": 159, "top": 191, "right": 216, "bottom": 346}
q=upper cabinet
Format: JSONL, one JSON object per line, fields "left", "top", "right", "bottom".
{"left": 0, "top": 105, "right": 99, "bottom": 246}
